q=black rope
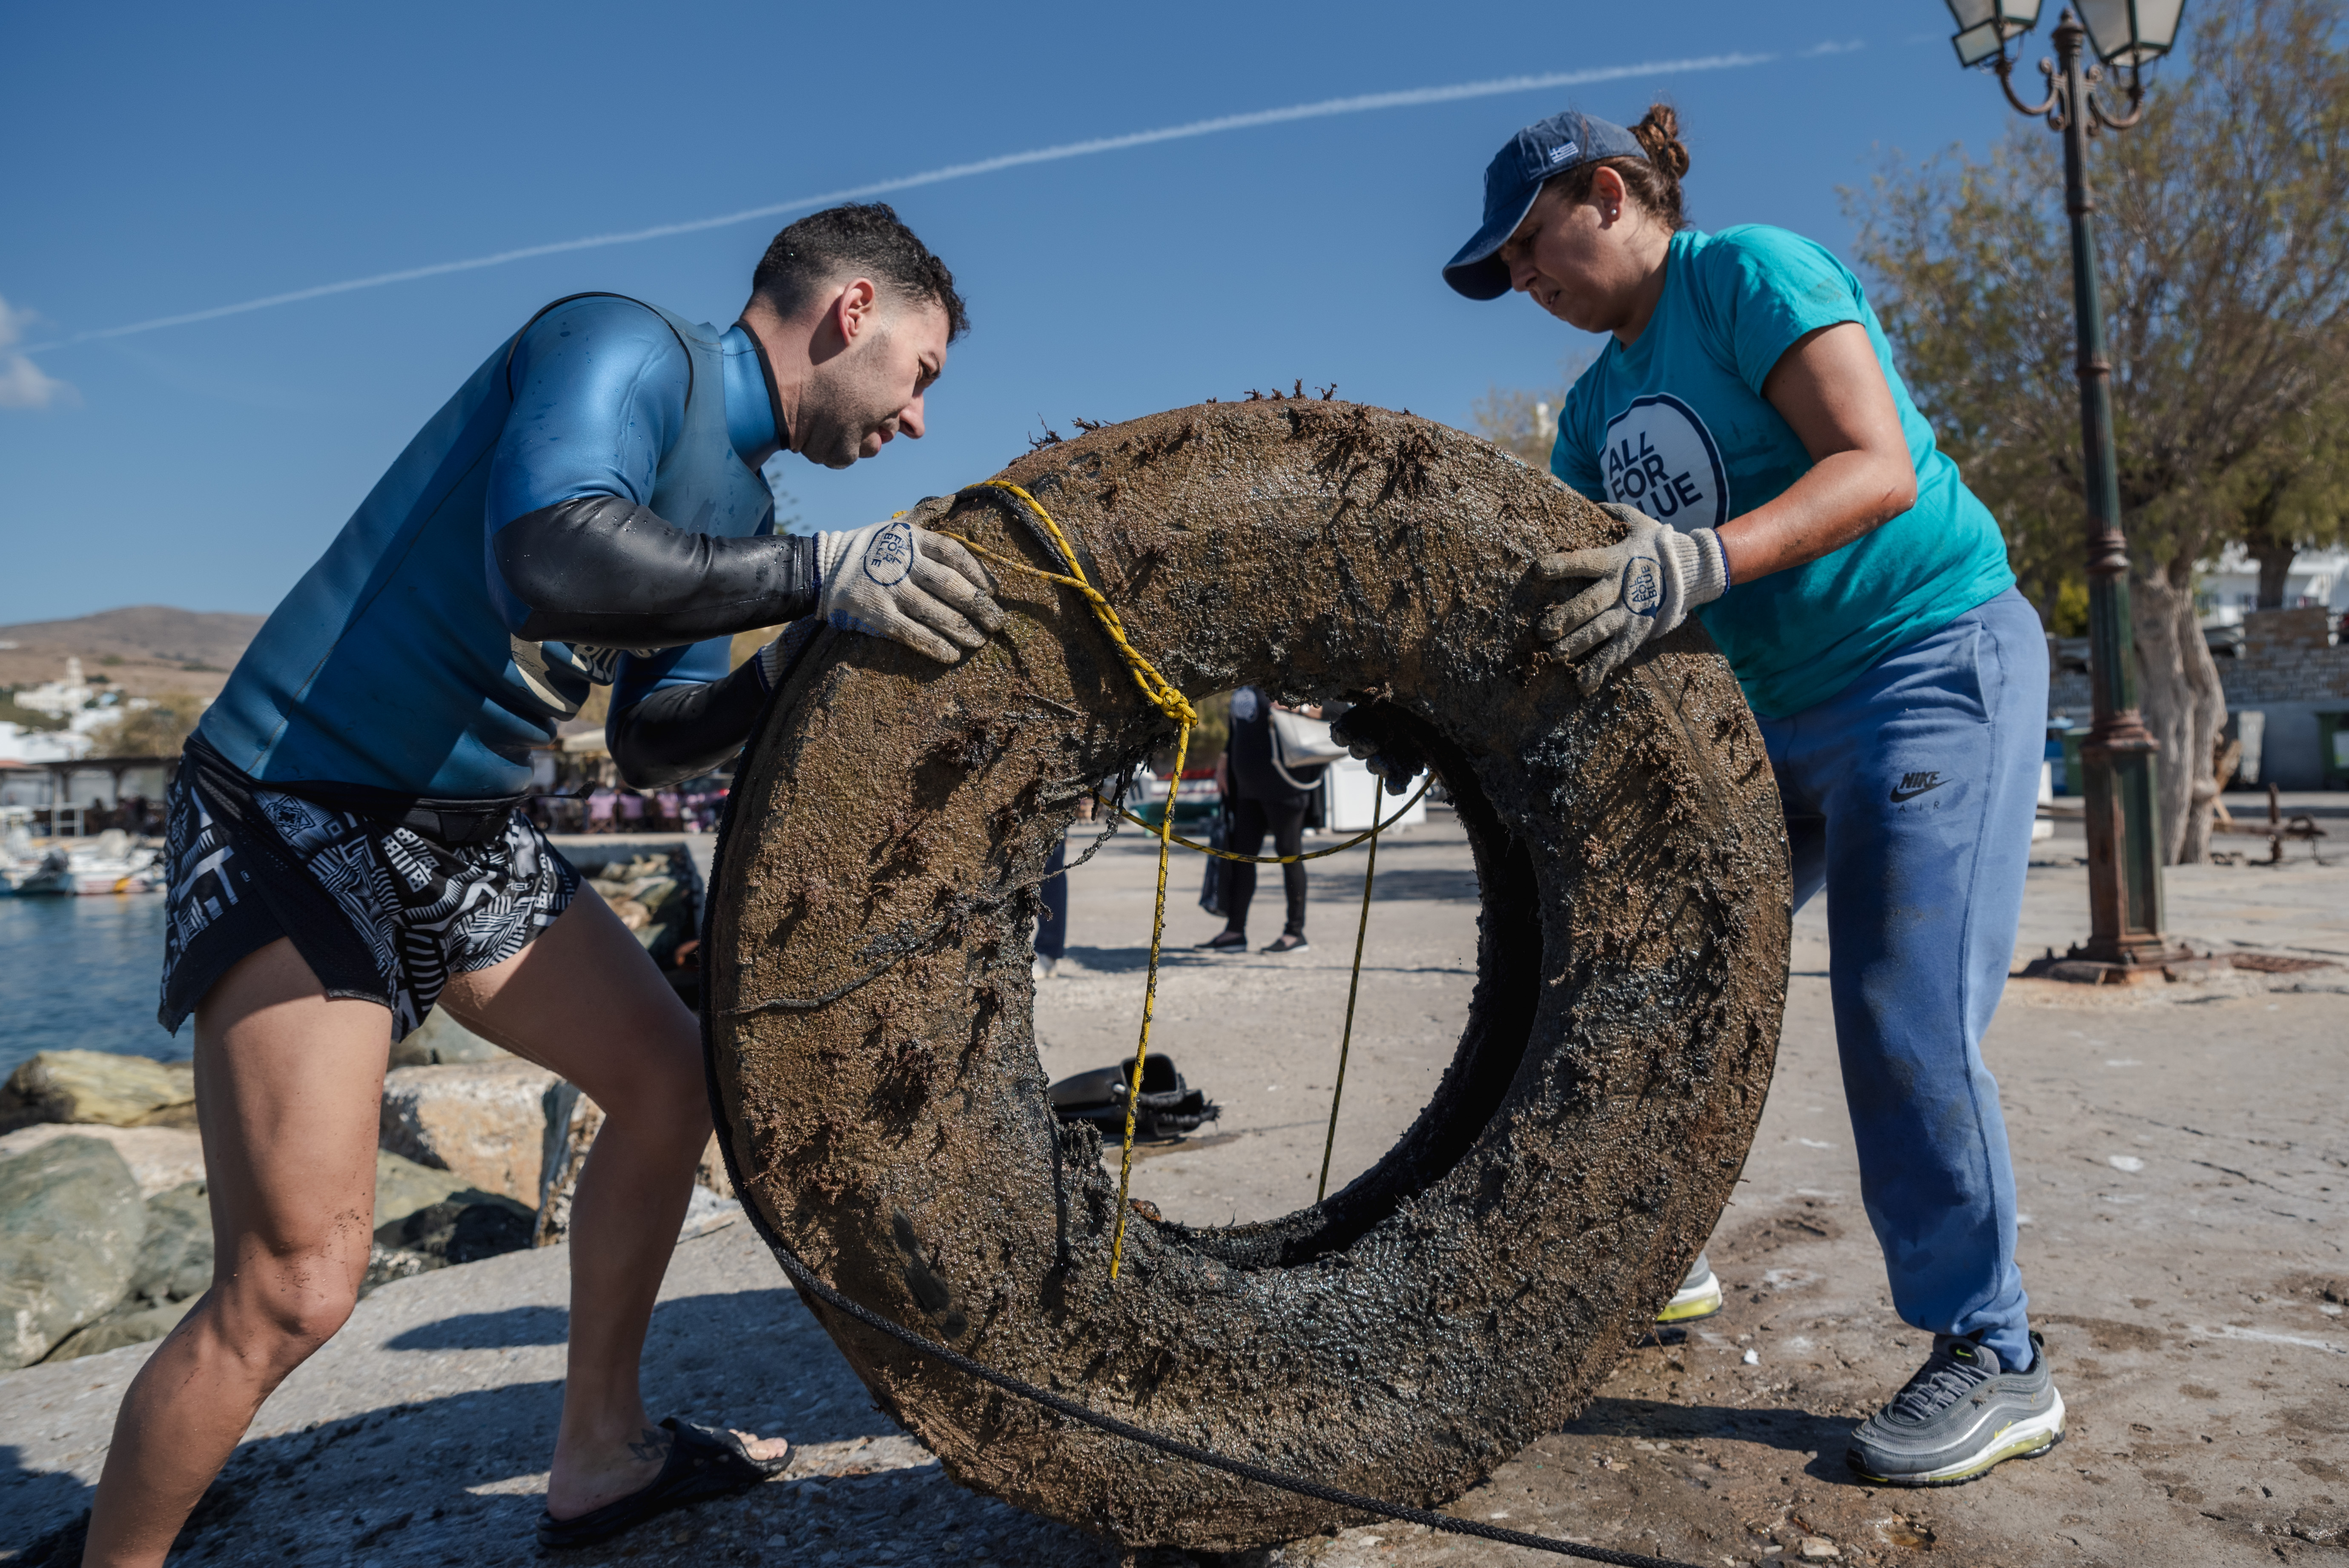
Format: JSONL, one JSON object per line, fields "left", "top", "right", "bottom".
{"left": 719, "top": 771, "right": 1139, "bottom": 1016}
{"left": 714, "top": 943, "right": 925, "bottom": 1016}
{"left": 765, "top": 1240, "right": 1710, "bottom": 1568}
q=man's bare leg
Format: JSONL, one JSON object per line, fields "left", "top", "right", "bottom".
{"left": 437, "top": 889, "right": 785, "bottom": 1520}
{"left": 83, "top": 940, "right": 391, "bottom": 1568}
{"left": 82, "top": 891, "right": 775, "bottom": 1562}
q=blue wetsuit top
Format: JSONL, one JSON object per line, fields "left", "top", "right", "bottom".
{"left": 200, "top": 295, "right": 819, "bottom": 800}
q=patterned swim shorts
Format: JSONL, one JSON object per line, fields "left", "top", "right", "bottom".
{"left": 159, "top": 768, "right": 578, "bottom": 1038}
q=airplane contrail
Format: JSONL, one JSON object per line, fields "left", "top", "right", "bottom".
{"left": 28, "top": 49, "right": 1793, "bottom": 353}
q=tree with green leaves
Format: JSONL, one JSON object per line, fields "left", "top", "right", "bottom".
{"left": 87, "top": 691, "right": 207, "bottom": 757}
{"left": 1853, "top": 0, "right": 2349, "bottom": 863}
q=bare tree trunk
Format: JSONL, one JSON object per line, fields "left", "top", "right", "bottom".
{"left": 2251, "top": 539, "right": 2297, "bottom": 609}
{"left": 2240, "top": 491, "right": 2298, "bottom": 611}
{"left": 2130, "top": 559, "right": 2227, "bottom": 864}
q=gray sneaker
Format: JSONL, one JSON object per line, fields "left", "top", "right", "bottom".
{"left": 1848, "top": 1331, "right": 2064, "bottom": 1486}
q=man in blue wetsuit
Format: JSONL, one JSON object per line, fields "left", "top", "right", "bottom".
{"left": 94, "top": 204, "right": 1001, "bottom": 1564}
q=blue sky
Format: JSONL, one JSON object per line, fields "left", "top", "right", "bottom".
{"left": 0, "top": 0, "right": 2034, "bottom": 624}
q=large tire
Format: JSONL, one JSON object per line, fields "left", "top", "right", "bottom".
{"left": 705, "top": 400, "right": 1788, "bottom": 1551}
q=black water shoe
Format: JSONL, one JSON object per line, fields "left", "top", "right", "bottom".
{"left": 536, "top": 1419, "right": 789, "bottom": 1548}
{"left": 1048, "top": 1054, "right": 1221, "bottom": 1141}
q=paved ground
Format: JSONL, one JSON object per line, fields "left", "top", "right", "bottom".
{"left": 1035, "top": 805, "right": 1480, "bottom": 1227}
{"left": 4, "top": 803, "right": 2345, "bottom": 1566}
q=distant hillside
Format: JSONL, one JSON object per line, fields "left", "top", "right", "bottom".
{"left": 0, "top": 606, "right": 264, "bottom": 702}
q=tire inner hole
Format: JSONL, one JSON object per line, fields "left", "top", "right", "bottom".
{"left": 1030, "top": 694, "right": 1541, "bottom": 1265}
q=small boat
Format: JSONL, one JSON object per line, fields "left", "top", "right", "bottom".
{"left": 10, "top": 832, "right": 164, "bottom": 896}
{"left": 0, "top": 823, "right": 35, "bottom": 893}
{"left": 11, "top": 848, "right": 77, "bottom": 895}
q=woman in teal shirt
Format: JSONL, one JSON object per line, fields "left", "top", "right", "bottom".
{"left": 1440, "top": 106, "right": 2060, "bottom": 1487}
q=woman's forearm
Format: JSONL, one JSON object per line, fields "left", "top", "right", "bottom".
{"left": 1717, "top": 445, "right": 1917, "bottom": 585}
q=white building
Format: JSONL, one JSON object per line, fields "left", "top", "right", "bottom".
{"left": 0, "top": 723, "right": 94, "bottom": 765}
{"left": 2198, "top": 545, "right": 2349, "bottom": 627}
{"left": 1, "top": 656, "right": 186, "bottom": 825}
{"left": 0, "top": 719, "right": 96, "bottom": 815}
{"left": 13, "top": 656, "right": 98, "bottom": 718}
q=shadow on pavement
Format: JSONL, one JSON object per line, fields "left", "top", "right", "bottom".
{"left": 385, "top": 1304, "right": 570, "bottom": 1350}
{"left": 1305, "top": 865, "right": 1480, "bottom": 902}
{"left": 1564, "top": 1396, "right": 1864, "bottom": 1476}
{"left": 0, "top": 1448, "right": 94, "bottom": 1565}
{"left": 1061, "top": 943, "right": 1471, "bottom": 977}
{"left": 1, "top": 1287, "right": 915, "bottom": 1565}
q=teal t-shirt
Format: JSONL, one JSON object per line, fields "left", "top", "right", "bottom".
{"left": 1551, "top": 224, "right": 2014, "bottom": 718}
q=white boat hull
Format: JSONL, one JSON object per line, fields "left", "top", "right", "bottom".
{"left": 8, "top": 851, "right": 163, "bottom": 896}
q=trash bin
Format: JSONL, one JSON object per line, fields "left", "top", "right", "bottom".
{"left": 2320, "top": 711, "right": 2349, "bottom": 790}
{"left": 2057, "top": 726, "right": 2087, "bottom": 797}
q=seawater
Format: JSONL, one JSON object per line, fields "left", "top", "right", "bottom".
{"left": 0, "top": 896, "right": 182, "bottom": 1081}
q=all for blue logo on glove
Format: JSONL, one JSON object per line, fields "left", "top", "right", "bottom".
{"left": 815, "top": 518, "right": 1004, "bottom": 663}
{"left": 1533, "top": 502, "right": 1729, "bottom": 694}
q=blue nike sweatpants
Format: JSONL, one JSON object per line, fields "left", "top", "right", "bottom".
{"left": 1756, "top": 587, "right": 2047, "bottom": 1369}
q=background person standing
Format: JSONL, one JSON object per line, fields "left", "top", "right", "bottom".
{"left": 1197, "top": 686, "right": 1321, "bottom": 955}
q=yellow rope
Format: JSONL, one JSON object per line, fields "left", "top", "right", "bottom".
{"left": 940, "top": 482, "right": 1419, "bottom": 1276}
{"left": 944, "top": 482, "right": 1197, "bottom": 732}
{"left": 944, "top": 483, "right": 1192, "bottom": 1281}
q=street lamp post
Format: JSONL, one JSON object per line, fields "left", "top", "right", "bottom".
{"left": 1945, "top": 1, "right": 2190, "bottom": 975}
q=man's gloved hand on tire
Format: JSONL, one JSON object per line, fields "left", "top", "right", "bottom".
{"left": 1533, "top": 502, "right": 1729, "bottom": 694}
{"left": 816, "top": 518, "right": 1006, "bottom": 663}
{"left": 1329, "top": 703, "right": 1427, "bottom": 797}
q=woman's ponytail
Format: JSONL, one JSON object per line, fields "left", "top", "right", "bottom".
{"left": 1629, "top": 104, "right": 1690, "bottom": 227}
{"left": 1545, "top": 101, "right": 1691, "bottom": 231}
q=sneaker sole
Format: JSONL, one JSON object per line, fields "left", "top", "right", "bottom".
{"left": 1849, "top": 1390, "right": 2066, "bottom": 1487}
{"left": 1656, "top": 1276, "right": 1724, "bottom": 1325}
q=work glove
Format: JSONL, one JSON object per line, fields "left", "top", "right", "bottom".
{"left": 815, "top": 518, "right": 1005, "bottom": 664}
{"left": 751, "top": 631, "right": 797, "bottom": 692}
{"left": 1533, "top": 502, "right": 1729, "bottom": 694}
{"left": 1329, "top": 703, "right": 1427, "bottom": 797}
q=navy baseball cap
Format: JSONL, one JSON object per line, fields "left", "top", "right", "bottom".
{"left": 1443, "top": 109, "right": 1650, "bottom": 301}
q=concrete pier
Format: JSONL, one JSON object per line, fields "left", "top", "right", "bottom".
{"left": 3, "top": 808, "right": 2343, "bottom": 1566}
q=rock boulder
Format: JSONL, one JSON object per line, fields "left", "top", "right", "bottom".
{"left": 45, "top": 1297, "right": 197, "bottom": 1362}
{"left": 0, "top": 1136, "right": 147, "bottom": 1367}
{"left": 374, "top": 1149, "right": 487, "bottom": 1229}
{"left": 0, "top": 1051, "right": 195, "bottom": 1132}
{"left": 533, "top": 1080, "right": 601, "bottom": 1247}
{"left": 390, "top": 1011, "right": 519, "bottom": 1069}
{"left": 374, "top": 1195, "right": 533, "bottom": 1266}
{"left": 379, "top": 1060, "right": 557, "bottom": 1204}
{"left": 0, "top": 1123, "right": 206, "bottom": 1197}
{"left": 534, "top": 1082, "right": 731, "bottom": 1247}
{"left": 364, "top": 1190, "right": 535, "bottom": 1293}
{"left": 128, "top": 1180, "right": 214, "bottom": 1307}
